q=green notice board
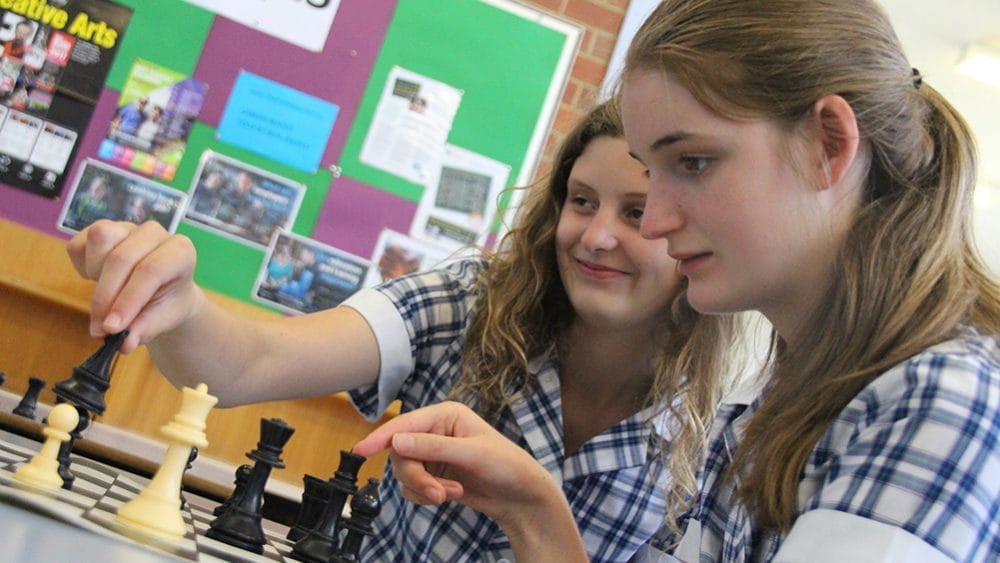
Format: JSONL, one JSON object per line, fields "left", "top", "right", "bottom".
{"left": 340, "top": 0, "right": 576, "bottom": 203}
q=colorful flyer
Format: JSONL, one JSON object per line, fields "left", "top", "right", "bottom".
{"left": 57, "top": 159, "right": 187, "bottom": 235}
{"left": 98, "top": 58, "right": 207, "bottom": 182}
{"left": 185, "top": 150, "right": 306, "bottom": 248}
{"left": 0, "top": 0, "right": 132, "bottom": 198}
{"left": 254, "top": 231, "right": 370, "bottom": 315}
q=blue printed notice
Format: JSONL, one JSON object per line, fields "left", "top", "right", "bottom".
{"left": 217, "top": 71, "right": 338, "bottom": 173}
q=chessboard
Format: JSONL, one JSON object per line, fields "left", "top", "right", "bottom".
{"left": 0, "top": 426, "right": 302, "bottom": 562}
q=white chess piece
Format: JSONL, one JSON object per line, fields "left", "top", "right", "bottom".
{"left": 116, "top": 383, "right": 218, "bottom": 539}
{"left": 14, "top": 402, "right": 79, "bottom": 491}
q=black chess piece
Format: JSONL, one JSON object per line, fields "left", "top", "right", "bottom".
{"left": 52, "top": 330, "right": 128, "bottom": 416}
{"left": 51, "top": 330, "right": 128, "bottom": 490}
{"left": 287, "top": 474, "right": 334, "bottom": 541}
{"left": 215, "top": 463, "right": 253, "bottom": 516}
{"left": 54, "top": 405, "right": 90, "bottom": 489}
{"left": 333, "top": 478, "right": 382, "bottom": 562}
{"left": 180, "top": 447, "right": 198, "bottom": 509}
{"left": 290, "top": 450, "right": 366, "bottom": 563}
{"left": 12, "top": 376, "right": 46, "bottom": 419}
{"left": 207, "top": 418, "right": 295, "bottom": 554}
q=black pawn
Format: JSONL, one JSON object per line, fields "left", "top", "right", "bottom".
{"left": 333, "top": 478, "right": 382, "bottom": 562}
{"left": 287, "top": 474, "right": 333, "bottom": 541}
{"left": 290, "top": 450, "right": 366, "bottom": 563}
{"left": 13, "top": 376, "right": 46, "bottom": 419}
{"left": 52, "top": 330, "right": 128, "bottom": 417}
{"left": 215, "top": 463, "right": 253, "bottom": 516}
{"left": 207, "top": 418, "right": 295, "bottom": 553}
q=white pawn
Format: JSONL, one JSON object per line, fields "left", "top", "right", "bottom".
{"left": 15, "top": 403, "right": 80, "bottom": 491}
{"left": 116, "top": 383, "right": 218, "bottom": 540}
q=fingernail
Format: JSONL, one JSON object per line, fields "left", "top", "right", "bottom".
{"left": 392, "top": 433, "right": 414, "bottom": 453}
{"left": 104, "top": 312, "right": 121, "bottom": 331}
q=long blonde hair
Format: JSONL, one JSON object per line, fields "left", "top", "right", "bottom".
{"left": 626, "top": 0, "right": 1000, "bottom": 532}
{"left": 451, "top": 99, "right": 738, "bottom": 532}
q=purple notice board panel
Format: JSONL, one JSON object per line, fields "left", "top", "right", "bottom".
{"left": 1, "top": 0, "right": 399, "bottom": 252}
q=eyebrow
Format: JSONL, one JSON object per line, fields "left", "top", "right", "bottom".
{"left": 629, "top": 131, "right": 694, "bottom": 163}
{"left": 650, "top": 132, "right": 693, "bottom": 151}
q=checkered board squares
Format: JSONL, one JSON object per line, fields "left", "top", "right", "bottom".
{"left": 0, "top": 431, "right": 294, "bottom": 562}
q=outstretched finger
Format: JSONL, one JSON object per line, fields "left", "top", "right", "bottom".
{"left": 353, "top": 402, "right": 479, "bottom": 457}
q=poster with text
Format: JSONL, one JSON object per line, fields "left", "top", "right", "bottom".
{"left": 254, "top": 231, "right": 370, "bottom": 315}
{"left": 185, "top": 150, "right": 306, "bottom": 248}
{"left": 411, "top": 144, "right": 510, "bottom": 251}
{"left": 183, "top": 0, "right": 341, "bottom": 52}
{"left": 359, "top": 66, "right": 462, "bottom": 185}
{"left": 0, "top": 0, "right": 132, "bottom": 198}
{"left": 98, "top": 58, "right": 207, "bottom": 182}
{"left": 57, "top": 158, "right": 186, "bottom": 234}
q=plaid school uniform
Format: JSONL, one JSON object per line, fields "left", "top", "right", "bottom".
{"left": 646, "top": 329, "right": 1000, "bottom": 563}
{"left": 345, "top": 259, "right": 671, "bottom": 562}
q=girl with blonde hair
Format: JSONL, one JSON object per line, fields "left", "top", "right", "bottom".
{"left": 356, "top": 1, "right": 1000, "bottom": 561}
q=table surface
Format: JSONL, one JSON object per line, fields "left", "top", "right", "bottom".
{"left": 1, "top": 500, "right": 179, "bottom": 562}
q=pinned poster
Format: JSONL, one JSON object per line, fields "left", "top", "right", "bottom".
{"left": 359, "top": 66, "right": 462, "bottom": 185}
{"left": 410, "top": 144, "right": 510, "bottom": 251}
{"left": 99, "top": 58, "right": 207, "bottom": 182}
{"left": 183, "top": 0, "right": 341, "bottom": 52}
{"left": 0, "top": 0, "right": 132, "bottom": 198}
{"left": 253, "top": 231, "right": 370, "bottom": 315}
{"left": 217, "top": 70, "right": 338, "bottom": 173}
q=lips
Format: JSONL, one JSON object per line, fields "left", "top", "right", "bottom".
{"left": 575, "top": 258, "right": 626, "bottom": 279}
{"left": 672, "top": 251, "right": 711, "bottom": 276}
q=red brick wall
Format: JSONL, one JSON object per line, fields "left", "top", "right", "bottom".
{"left": 518, "top": 0, "right": 629, "bottom": 180}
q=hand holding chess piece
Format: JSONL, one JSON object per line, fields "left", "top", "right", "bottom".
{"left": 14, "top": 403, "right": 79, "bottom": 491}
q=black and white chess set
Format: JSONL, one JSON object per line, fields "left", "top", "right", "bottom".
{"left": 0, "top": 334, "right": 382, "bottom": 562}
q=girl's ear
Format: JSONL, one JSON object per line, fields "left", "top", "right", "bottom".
{"left": 811, "top": 94, "right": 861, "bottom": 190}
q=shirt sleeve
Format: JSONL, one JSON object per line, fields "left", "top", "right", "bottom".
{"left": 794, "top": 341, "right": 1000, "bottom": 562}
{"left": 342, "top": 259, "right": 484, "bottom": 420}
{"left": 775, "top": 509, "right": 955, "bottom": 563}
{"left": 341, "top": 288, "right": 413, "bottom": 419}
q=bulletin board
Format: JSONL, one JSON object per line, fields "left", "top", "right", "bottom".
{"left": 0, "top": 0, "right": 581, "bottom": 310}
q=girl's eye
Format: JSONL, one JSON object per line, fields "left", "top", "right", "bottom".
{"left": 626, "top": 207, "right": 644, "bottom": 221}
{"left": 679, "top": 156, "right": 711, "bottom": 175}
{"left": 569, "top": 195, "right": 593, "bottom": 209}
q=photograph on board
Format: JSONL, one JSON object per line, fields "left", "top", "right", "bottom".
{"left": 185, "top": 150, "right": 306, "bottom": 248}
{"left": 57, "top": 158, "right": 186, "bottom": 234}
{"left": 363, "top": 228, "right": 455, "bottom": 288}
{"left": 254, "top": 230, "right": 371, "bottom": 315}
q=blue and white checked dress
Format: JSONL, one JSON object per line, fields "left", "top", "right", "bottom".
{"left": 639, "top": 328, "right": 1000, "bottom": 563}
{"left": 343, "top": 259, "right": 670, "bottom": 562}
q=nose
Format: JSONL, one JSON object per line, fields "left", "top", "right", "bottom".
{"left": 640, "top": 178, "right": 684, "bottom": 240}
{"left": 580, "top": 210, "right": 619, "bottom": 252}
